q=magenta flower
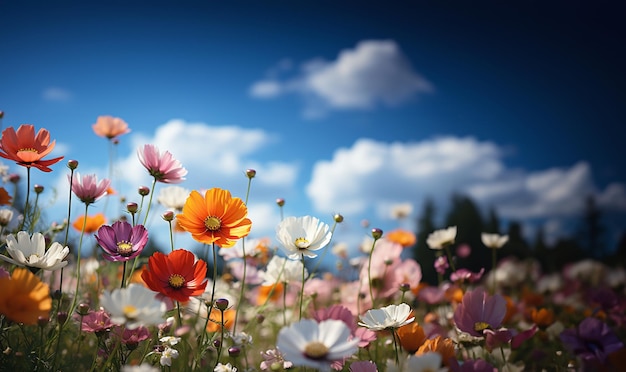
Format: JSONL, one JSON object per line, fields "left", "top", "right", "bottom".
{"left": 114, "top": 325, "right": 151, "bottom": 347}
{"left": 137, "top": 144, "right": 187, "bottom": 184}
{"left": 559, "top": 317, "right": 624, "bottom": 369}
{"left": 70, "top": 173, "right": 110, "bottom": 205}
{"left": 81, "top": 309, "right": 114, "bottom": 333}
{"left": 450, "top": 268, "right": 485, "bottom": 284}
{"left": 453, "top": 287, "right": 507, "bottom": 337}
{"left": 349, "top": 361, "right": 378, "bottom": 372}
{"left": 95, "top": 221, "right": 149, "bottom": 262}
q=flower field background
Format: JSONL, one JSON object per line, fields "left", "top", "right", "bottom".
{"left": 0, "top": 118, "right": 624, "bottom": 371}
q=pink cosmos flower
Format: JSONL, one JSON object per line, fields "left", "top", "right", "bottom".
{"left": 450, "top": 268, "right": 485, "bottom": 284}
{"left": 114, "top": 325, "right": 151, "bottom": 347}
{"left": 95, "top": 221, "right": 149, "bottom": 262}
{"left": 137, "top": 144, "right": 187, "bottom": 184}
{"left": 453, "top": 287, "right": 507, "bottom": 337}
{"left": 81, "top": 309, "right": 114, "bottom": 333}
{"left": 70, "top": 173, "right": 110, "bottom": 205}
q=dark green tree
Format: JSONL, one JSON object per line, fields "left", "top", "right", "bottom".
{"left": 413, "top": 197, "right": 438, "bottom": 284}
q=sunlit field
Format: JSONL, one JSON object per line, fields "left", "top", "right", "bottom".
{"left": 0, "top": 119, "right": 624, "bottom": 372}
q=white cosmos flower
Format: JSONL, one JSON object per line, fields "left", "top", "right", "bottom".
{"left": 159, "top": 346, "right": 179, "bottom": 367}
{"left": 276, "top": 215, "right": 332, "bottom": 259}
{"left": 481, "top": 233, "right": 509, "bottom": 249}
{"left": 358, "top": 303, "right": 415, "bottom": 331}
{"left": 277, "top": 319, "right": 359, "bottom": 372}
{"left": 0, "top": 208, "right": 14, "bottom": 226}
{"left": 0, "top": 231, "right": 69, "bottom": 271}
{"left": 157, "top": 185, "right": 190, "bottom": 211}
{"left": 426, "top": 226, "right": 457, "bottom": 250}
{"left": 260, "top": 255, "right": 308, "bottom": 285}
{"left": 213, "top": 363, "right": 237, "bottom": 372}
{"left": 100, "top": 284, "right": 166, "bottom": 329}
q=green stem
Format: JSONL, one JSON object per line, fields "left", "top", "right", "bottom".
{"left": 141, "top": 177, "right": 157, "bottom": 226}
{"left": 299, "top": 255, "right": 306, "bottom": 320}
{"left": 234, "top": 173, "right": 253, "bottom": 334}
{"left": 491, "top": 248, "right": 497, "bottom": 295}
{"left": 120, "top": 261, "right": 127, "bottom": 289}
{"left": 18, "top": 167, "right": 31, "bottom": 231}
{"left": 367, "top": 238, "right": 378, "bottom": 309}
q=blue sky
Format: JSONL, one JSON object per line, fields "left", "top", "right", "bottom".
{"left": 1, "top": 1, "right": 626, "bottom": 255}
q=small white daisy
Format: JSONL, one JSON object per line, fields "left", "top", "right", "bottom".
{"left": 0, "top": 231, "right": 69, "bottom": 271}
{"left": 481, "top": 232, "right": 509, "bottom": 249}
{"left": 426, "top": 226, "right": 457, "bottom": 250}
{"left": 99, "top": 284, "right": 166, "bottom": 329}
{"left": 358, "top": 303, "right": 415, "bottom": 331}
{"left": 276, "top": 215, "right": 332, "bottom": 259}
{"left": 277, "top": 319, "right": 359, "bottom": 372}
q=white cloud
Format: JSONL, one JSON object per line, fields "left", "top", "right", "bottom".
{"left": 306, "top": 137, "right": 626, "bottom": 238}
{"left": 42, "top": 87, "right": 73, "bottom": 102}
{"left": 249, "top": 40, "right": 432, "bottom": 116}
{"left": 42, "top": 119, "right": 300, "bottom": 242}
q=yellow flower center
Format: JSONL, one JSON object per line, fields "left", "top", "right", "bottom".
{"left": 168, "top": 274, "right": 186, "bottom": 289}
{"left": 474, "top": 321, "right": 490, "bottom": 333}
{"left": 27, "top": 254, "right": 41, "bottom": 262}
{"left": 19, "top": 147, "right": 38, "bottom": 153}
{"left": 204, "top": 216, "right": 221, "bottom": 231}
{"left": 303, "top": 341, "right": 329, "bottom": 360}
{"left": 295, "top": 237, "right": 309, "bottom": 249}
{"left": 117, "top": 241, "right": 133, "bottom": 256}
{"left": 123, "top": 305, "right": 138, "bottom": 319}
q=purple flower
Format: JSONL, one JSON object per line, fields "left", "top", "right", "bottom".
{"left": 95, "top": 221, "right": 149, "bottom": 262}
{"left": 560, "top": 317, "right": 624, "bottom": 369}
{"left": 453, "top": 287, "right": 506, "bottom": 337}
{"left": 434, "top": 255, "right": 449, "bottom": 274}
{"left": 449, "top": 358, "right": 496, "bottom": 372}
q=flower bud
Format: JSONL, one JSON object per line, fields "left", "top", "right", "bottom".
{"left": 399, "top": 283, "right": 411, "bottom": 292}
{"left": 51, "top": 289, "right": 63, "bottom": 300}
{"left": 67, "top": 159, "right": 79, "bottom": 170}
{"left": 77, "top": 303, "right": 90, "bottom": 316}
{"left": 276, "top": 198, "right": 285, "bottom": 207}
{"left": 213, "top": 339, "right": 221, "bottom": 348}
{"left": 34, "top": 184, "right": 44, "bottom": 194}
{"left": 0, "top": 111, "right": 4, "bottom": 119}
{"left": 333, "top": 213, "right": 344, "bottom": 223}
{"left": 8, "top": 174, "right": 20, "bottom": 184}
{"left": 215, "top": 298, "right": 229, "bottom": 311}
{"left": 228, "top": 346, "right": 241, "bottom": 357}
{"left": 371, "top": 228, "right": 383, "bottom": 240}
{"left": 138, "top": 186, "right": 150, "bottom": 196}
{"left": 256, "top": 314, "right": 265, "bottom": 324}
{"left": 37, "top": 316, "right": 50, "bottom": 328}
{"left": 57, "top": 311, "right": 68, "bottom": 324}
{"left": 162, "top": 210, "right": 175, "bottom": 221}
{"left": 245, "top": 169, "right": 256, "bottom": 179}
{"left": 126, "top": 202, "right": 138, "bottom": 214}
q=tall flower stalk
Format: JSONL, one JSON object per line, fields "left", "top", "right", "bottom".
{"left": 233, "top": 169, "right": 256, "bottom": 334}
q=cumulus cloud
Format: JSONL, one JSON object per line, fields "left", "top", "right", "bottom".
{"left": 42, "top": 87, "right": 73, "bottom": 102}
{"left": 250, "top": 40, "right": 432, "bottom": 117}
{"left": 42, "top": 119, "right": 299, "bottom": 242}
{"left": 306, "top": 137, "right": 626, "bottom": 237}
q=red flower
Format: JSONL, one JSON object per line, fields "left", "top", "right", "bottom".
{"left": 141, "top": 249, "right": 207, "bottom": 302}
{"left": 0, "top": 124, "right": 64, "bottom": 172}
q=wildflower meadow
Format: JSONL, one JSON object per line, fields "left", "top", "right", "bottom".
{"left": 0, "top": 117, "right": 624, "bottom": 372}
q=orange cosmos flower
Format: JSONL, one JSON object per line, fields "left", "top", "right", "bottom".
{"left": 176, "top": 188, "right": 252, "bottom": 248}
{"left": 256, "top": 282, "right": 284, "bottom": 305}
{"left": 92, "top": 115, "right": 131, "bottom": 140}
{"left": 0, "top": 124, "right": 64, "bottom": 172}
{"left": 141, "top": 249, "right": 208, "bottom": 303}
{"left": 0, "top": 187, "right": 11, "bottom": 205}
{"left": 206, "top": 307, "right": 236, "bottom": 332}
{"left": 0, "top": 267, "right": 52, "bottom": 325}
{"left": 397, "top": 315, "right": 427, "bottom": 353}
{"left": 72, "top": 213, "right": 107, "bottom": 233}
{"left": 530, "top": 307, "right": 555, "bottom": 328}
{"left": 415, "top": 336, "right": 456, "bottom": 366}
{"left": 386, "top": 228, "right": 417, "bottom": 247}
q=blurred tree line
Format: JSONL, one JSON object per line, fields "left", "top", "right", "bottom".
{"left": 411, "top": 194, "right": 626, "bottom": 285}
